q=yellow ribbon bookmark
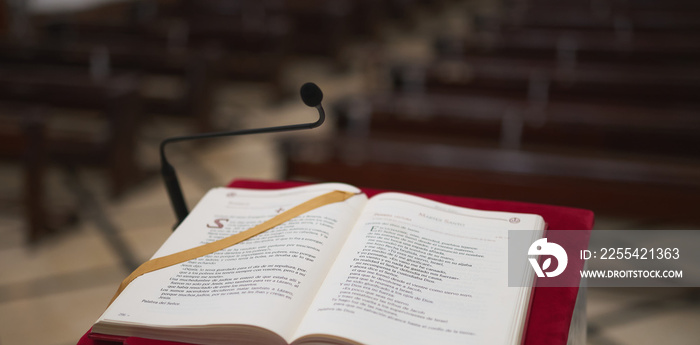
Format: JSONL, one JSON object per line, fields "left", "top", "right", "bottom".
{"left": 108, "top": 190, "right": 357, "bottom": 306}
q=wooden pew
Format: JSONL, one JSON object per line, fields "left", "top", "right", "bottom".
{"left": 281, "top": 135, "right": 700, "bottom": 222}
{"left": 0, "top": 69, "right": 145, "bottom": 198}
{"left": 442, "top": 6, "right": 700, "bottom": 68}
{"left": 43, "top": 10, "right": 287, "bottom": 86}
{"left": 333, "top": 92, "right": 700, "bottom": 158}
{"left": 438, "top": 30, "right": 700, "bottom": 67}
{"left": 288, "top": 75, "right": 700, "bottom": 220}
{"left": 390, "top": 57, "right": 700, "bottom": 109}
{"left": 161, "top": 0, "right": 343, "bottom": 57}
{"left": 485, "top": 27, "right": 700, "bottom": 63}
{"left": 0, "top": 105, "right": 79, "bottom": 242}
{"left": 170, "top": 0, "right": 404, "bottom": 58}
{"left": 0, "top": 32, "right": 224, "bottom": 132}
{"left": 0, "top": 106, "right": 49, "bottom": 242}
{"left": 461, "top": 0, "right": 700, "bottom": 66}
{"left": 502, "top": 0, "right": 700, "bottom": 32}
{"left": 281, "top": 0, "right": 700, "bottom": 221}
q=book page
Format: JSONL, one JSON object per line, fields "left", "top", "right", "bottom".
{"left": 94, "top": 183, "right": 367, "bottom": 344}
{"left": 293, "top": 193, "right": 544, "bottom": 345}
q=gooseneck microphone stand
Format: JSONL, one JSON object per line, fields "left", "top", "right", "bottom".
{"left": 160, "top": 82, "right": 326, "bottom": 228}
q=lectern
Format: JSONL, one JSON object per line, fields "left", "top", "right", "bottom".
{"left": 78, "top": 179, "right": 593, "bottom": 345}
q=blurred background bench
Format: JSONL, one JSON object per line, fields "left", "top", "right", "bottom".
{"left": 1, "top": 0, "right": 699, "bottom": 235}
{"left": 282, "top": 0, "right": 700, "bottom": 223}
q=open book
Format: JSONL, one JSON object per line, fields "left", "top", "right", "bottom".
{"left": 92, "top": 183, "right": 545, "bottom": 345}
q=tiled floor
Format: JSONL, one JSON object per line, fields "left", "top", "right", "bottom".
{"left": 2, "top": 4, "right": 700, "bottom": 345}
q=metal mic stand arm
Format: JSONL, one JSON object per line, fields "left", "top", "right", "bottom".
{"left": 160, "top": 84, "right": 325, "bottom": 228}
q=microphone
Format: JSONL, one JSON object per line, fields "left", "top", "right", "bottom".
{"left": 160, "top": 82, "right": 325, "bottom": 227}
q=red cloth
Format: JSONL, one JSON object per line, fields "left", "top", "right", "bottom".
{"left": 80, "top": 180, "right": 594, "bottom": 345}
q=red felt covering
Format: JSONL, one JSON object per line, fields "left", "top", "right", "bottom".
{"left": 80, "top": 180, "right": 594, "bottom": 345}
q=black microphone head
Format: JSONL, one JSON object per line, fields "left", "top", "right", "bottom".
{"left": 300, "top": 82, "right": 323, "bottom": 107}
